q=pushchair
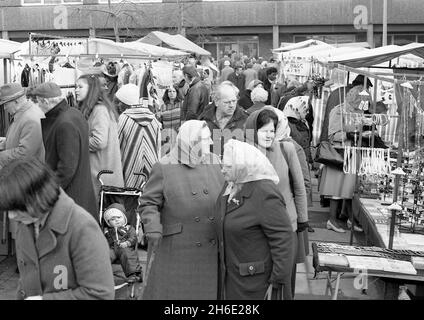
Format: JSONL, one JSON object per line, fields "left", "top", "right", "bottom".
{"left": 97, "top": 170, "right": 147, "bottom": 300}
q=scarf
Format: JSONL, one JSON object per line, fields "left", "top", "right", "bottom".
{"left": 169, "top": 120, "right": 209, "bottom": 167}
{"left": 222, "top": 139, "right": 279, "bottom": 203}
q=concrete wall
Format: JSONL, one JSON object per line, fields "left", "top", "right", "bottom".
{"left": 1, "top": 0, "right": 424, "bottom": 32}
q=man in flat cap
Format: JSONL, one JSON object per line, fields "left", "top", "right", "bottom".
{"left": 33, "top": 82, "right": 97, "bottom": 219}
{"left": 180, "top": 65, "right": 210, "bottom": 121}
{"left": 0, "top": 82, "right": 45, "bottom": 241}
{"left": 0, "top": 83, "right": 45, "bottom": 169}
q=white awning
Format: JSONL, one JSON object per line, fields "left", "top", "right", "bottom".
{"left": 0, "top": 39, "right": 22, "bottom": 59}
{"left": 328, "top": 43, "right": 424, "bottom": 68}
{"left": 137, "top": 31, "right": 211, "bottom": 56}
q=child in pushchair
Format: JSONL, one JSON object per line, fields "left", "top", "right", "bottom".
{"left": 103, "top": 203, "right": 142, "bottom": 283}
{"left": 97, "top": 170, "right": 146, "bottom": 295}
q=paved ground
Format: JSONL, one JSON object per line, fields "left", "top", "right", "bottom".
{"left": 0, "top": 177, "right": 386, "bottom": 300}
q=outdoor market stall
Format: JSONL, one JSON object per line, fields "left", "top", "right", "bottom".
{"left": 15, "top": 33, "right": 190, "bottom": 109}
{"left": 310, "top": 43, "right": 424, "bottom": 299}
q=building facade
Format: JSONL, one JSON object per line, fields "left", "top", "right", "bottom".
{"left": 1, "top": 0, "right": 424, "bottom": 60}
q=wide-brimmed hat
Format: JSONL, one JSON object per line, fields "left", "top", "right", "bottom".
{"left": 115, "top": 84, "right": 140, "bottom": 106}
{"left": 0, "top": 83, "right": 26, "bottom": 105}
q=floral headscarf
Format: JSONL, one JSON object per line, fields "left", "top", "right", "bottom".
{"left": 262, "top": 106, "right": 291, "bottom": 141}
{"left": 222, "top": 139, "right": 279, "bottom": 203}
{"left": 169, "top": 120, "right": 209, "bottom": 167}
{"left": 283, "top": 96, "right": 309, "bottom": 120}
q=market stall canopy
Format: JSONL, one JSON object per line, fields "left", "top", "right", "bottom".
{"left": 283, "top": 44, "right": 367, "bottom": 62}
{"left": 18, "top": 38, "right": 190, "bottom": 59}
{"left": 328, "top": 43, "right": 424, "bottom": 68}
{"left": 0, "top": 39, "right": 22, "bottom": 58}
{"left": 120, "top": 40, "right": 190, "bottom": 58}
{"left": 274, "top": 40, "right": 332, "bottom": 53}
{"left": 137, "top": 31, "right": 210, "bottom": 56}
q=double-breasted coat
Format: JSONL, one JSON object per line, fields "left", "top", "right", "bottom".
{"left": 41, "top": 99, "right": 97, "bottom": 218}
{"left": 215, "top": 180, "right": 295, "bottom": 300}
{"left": 15, "top": 190, "right": 114, "bottom": 300}
{"left": 139, "top": 154, "right": 225, "bottom": 300}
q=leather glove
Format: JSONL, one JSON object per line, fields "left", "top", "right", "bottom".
{"left": 297, "top": 221, "right": 309, "bottom": 233}
{"left": 146, "top": 232, "right": 162, "bottom": 252}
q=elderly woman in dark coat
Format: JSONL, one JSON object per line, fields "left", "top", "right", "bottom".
{"left": 0, "top": 158, "right": 114, "bottom": 300}
{"left": 216, "top": 139, "right": 294, "bottom": 300}
{"left": 139, "top": 120, "right": 225, "bottom": 300}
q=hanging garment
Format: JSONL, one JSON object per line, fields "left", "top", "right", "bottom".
{"left": 21, "top": 66, "right": 31, "bottom": 87}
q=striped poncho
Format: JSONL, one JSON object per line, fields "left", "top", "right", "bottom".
{"left": 118, "top": 107, "right": 161, "bottom": 189}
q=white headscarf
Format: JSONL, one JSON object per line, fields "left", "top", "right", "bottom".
{"left": 262, "top": 106, "right": 291, "bottom": 141}
{"left": 222, "top": 139, "right": 279, "bottom": 203}
{"left": 169, "top": 120, "right": 209, "bottom": 167}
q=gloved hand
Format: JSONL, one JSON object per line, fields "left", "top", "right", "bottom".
{"left": 297, "top": 221, "right": 309, "bottom": 233}
{"left": 146, "top": 232, "right": 162, "bottom": 252}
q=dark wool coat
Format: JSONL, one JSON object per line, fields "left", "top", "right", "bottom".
{"left": 181, "top": 77, "right": 210, "bottom": 121}
{"left": 139, "top": 154, "right": 225, "bottom": 300}
{"left": 41, "top": 100, "right": 97, "bottom": 219}
{"left": 227, "top": 72, "right": 246, "bottom": 94}
{"left": 287, "top": 116, "right": 313, "bottom": 163}
{"left": 215, "top": 180, "right": 295, "bottom": 300}
{"left": 198, "top": 104, "right": 248, "bottom": 157}
{"left": 15, "top": 190, "right": 114, "bottom": 300}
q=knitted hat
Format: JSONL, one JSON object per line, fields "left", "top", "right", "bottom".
{"left": 31, "top": 82, "right": 62, "bottom": 98}
{"left": 0, "top": 83, "right": 25, "bottom": 104}
{"left": 115, "top": 84, "right": 140, "bottom": 106}
{"left": 104, "top": 203, "right": 127, "bottom": 227}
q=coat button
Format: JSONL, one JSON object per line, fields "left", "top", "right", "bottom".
{"left": 248, "top": 265, "right": 255, "bottom": 274}
{"left": 203, "top": 189, "right": 209, "bottom": 194}
{"left": 210, "top": 239, "right": 216, "bottom": 245}
{"left": 19, "top": 259, "right": 25, "bottom": 266}
{"left": 195, "top": 217, "right": 200, "bottom": 222}
{"left": 208, "top": 216, "right": 215, "bottom": 221}
{"left": 192, "top": 191, "right": 197, "bottom": 195}
{"left": 196, "top": 242, "right": 202, "bottom": 247}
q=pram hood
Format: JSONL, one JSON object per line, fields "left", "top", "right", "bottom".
{"left": 122, "top": 108, "right": 157, "bottom": 127}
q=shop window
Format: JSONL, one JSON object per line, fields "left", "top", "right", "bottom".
{"left": 417, "top": 35, "right": 424, "bottom": 43}
{"left": 393, "top": 35, "right": 417, "bottom": 45}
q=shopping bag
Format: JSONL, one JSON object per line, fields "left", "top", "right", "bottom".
{"left": 314, "top": 141, "right": 344, "bottom": 169}
{"left": 264, "top": 284, "right": 283, "bottom": 300}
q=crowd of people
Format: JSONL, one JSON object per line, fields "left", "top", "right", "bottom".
{"left": 0, "top": 50, "right": 387, "bottom": 300}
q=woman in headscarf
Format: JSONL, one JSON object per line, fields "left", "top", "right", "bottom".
{"left": 139, "top": 120, "right": 224, "bottom": 300}
{"left": 283, "top": 96, "right": 313, "bottom": 164}
{"left": 216, "top": 139, "right": 294, "bottom": 300}
{"left": 244, "top": 108, "right": 310, "bottom": 299}
{"left": 320, "top": 85, "right": 368, "bottom": 233}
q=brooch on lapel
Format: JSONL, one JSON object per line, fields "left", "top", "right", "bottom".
{"left": 231, "top": 198, "right": 240, "bottom": 206}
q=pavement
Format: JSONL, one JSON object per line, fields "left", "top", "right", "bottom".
{"left": 0, "top": 177, "right": 386, "bottom": 300}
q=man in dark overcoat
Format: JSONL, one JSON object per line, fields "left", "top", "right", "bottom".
{"left": 33, "top": 82, "right": 98, "bottom": 219}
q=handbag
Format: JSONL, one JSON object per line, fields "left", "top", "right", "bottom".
{"left": 264, "top": 284, "right": 284, "bottom": 300}
{"left": 314, "top": 141, "right": 344, "bottom": 169}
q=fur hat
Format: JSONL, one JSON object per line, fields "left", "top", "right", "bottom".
{"left": 104, "top": 203, "right": 127, "bottom": 227}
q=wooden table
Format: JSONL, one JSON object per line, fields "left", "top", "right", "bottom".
{"left": 312, "top": 243, "right": 424, "bottom": 300}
